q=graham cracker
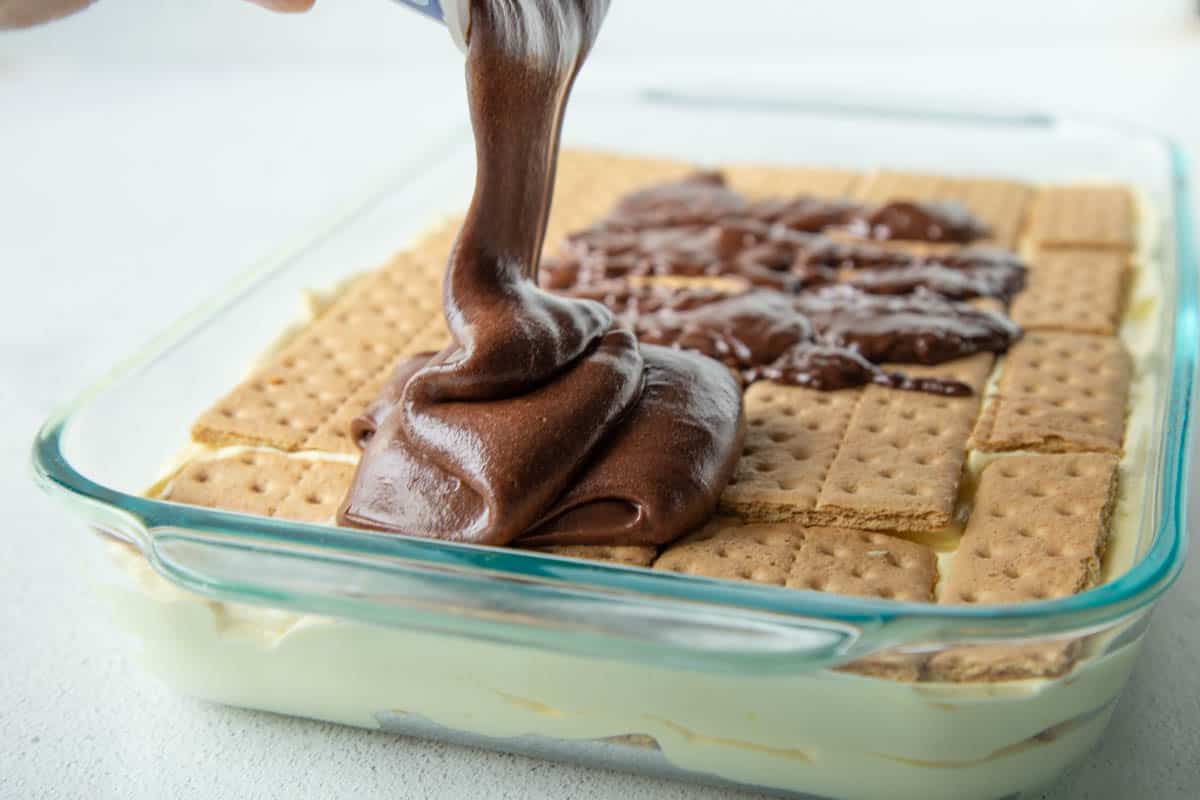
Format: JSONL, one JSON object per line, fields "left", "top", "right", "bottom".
{"left": 970, "top": 332, "right": 1132, "bottom": 454}
{"left": 273, "top": 460, "right": 359, "bottom": 524}
{"left": 928, "top": 452, "right": 1120, "bottom": 680}
{"left": 924, "top": 640, "right": 1082, "bottom": 683}
{"left": 942, "top": 453, "right": 1120, "bottom": 604}
{"left": 161, "top": 451, "right": 353, "bottom": 523}
{"left": 1026, "top": 185, "right": 1136, "bottom": 250}
{"left": 299, "top": 370, "right": 393, "bottom": 456}
{"left": 721, "top": 164, "right": 861, "bottom": 199}
{"left": 529, "top": 544, "right": 657, "bottom": 567}
{"left": 853, "top": 169, "right": 1032, "bottom": 248}
{"left": 935, "top": 177, "right": 1033, "bottom": 250}
{"left": 720, "top": 383, "right": 862, "bottom": 521}
{"left": 654, "top": 518, "right": 938, "bottom": 602}
{"left": 837, "top": 652, "right": 927, "bottom": 683}
{"left": 191, "top": 243, "right": 449, "bottom": 452}
{"left": 1010, "top": 248, "right": 1130, "bottom": 335}
{"left": 302, "top": 322, "right": 453, "bottom": 455}
{"left": 544, "top": 149, "right": 695, "bottom": 254}
{"left": 813, "top": 354, "right": 995, "bottom": 531}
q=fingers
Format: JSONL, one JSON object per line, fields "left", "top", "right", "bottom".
{"left": 246, "top": 0, "right": 317, "bottom": 12}
{"left": 0, "top": 0, "right": 97, "bottom": 29}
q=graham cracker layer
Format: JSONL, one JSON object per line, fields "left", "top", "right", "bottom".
{"left": 924, "top": 641, "right": 1082, "bottom": 683}
{"left": 191, "top": 244, "right": 449, "bottom": 452}
{"left": 814, "top": 354, "right": 994, "bottom": 532}
{"left": 837, "top": 652, "right": 928, "bottom": 683}
{"left": 853, "top": 169, "right": 1032, "bottom": 248}
{"left": 164, "top": 451, "right": 358, "bottom": 525}
{"left": 721, "top": 356, "right": 992, "bottom": 532}
{"left": 166, "top": 451, "right": 318, "bottom": 518}
{"left": 721, "top": 164, "right": 861, "bottom": 199}
{"left": 1026, "top": 185, "right": 1136, "bottom": 250}
{"left": 273, "top": 461, "right": 359, "bottom": 524}
{"left": 970, "top": 332, "right": 1132, "bottom": 454}
{"left": 162, "top": 152, "right": 1150, "bottom": 684}
{"left": 927, "top": 453, "right": 1119, "bottom": 681}
{"left": 653, "top": 518, "right": 938, "bottom": 602}
{"left": 534, "top": 545, "right": 657, "bottom": 567}
{"left": 720, "top": 384, "right": 861, "bottom": 521}
{"left": 942, "top": 453, "right": 1120, "bottom": 604}
{"left": 1010, "top": 248, "right": 1131, "bottom": 335}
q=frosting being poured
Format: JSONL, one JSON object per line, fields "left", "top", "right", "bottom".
{"left": 338, "top": 0, "right": 745, "bottom": 547}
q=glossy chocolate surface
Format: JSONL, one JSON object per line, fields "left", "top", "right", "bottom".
{"left": 340, "top": 1, "right": 744, "bottom": 546}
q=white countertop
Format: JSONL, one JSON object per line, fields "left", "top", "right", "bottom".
{"left": 3, "top": 2, "right": 1199, "bottom": 798}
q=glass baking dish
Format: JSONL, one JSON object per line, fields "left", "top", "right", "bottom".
{"left": 32, "top": 86, "right": 1196, "bottom": 800}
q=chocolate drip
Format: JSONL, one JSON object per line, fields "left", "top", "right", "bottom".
{"left": 543, "top": 177, "right": 1021, "bottom": 302}
{"left": 339, "top": 1, "right": 744, "bottom": 547}
{"left": 848, "top": 199, "right": 991, "bottom": 243}
{"left": 853, "top": 269, "right": 1022, "bottom": 304}
{"left": 566, "top": 283, "right": 1010, "bottom": 395}
{"left": 633, "top": 291, "right": 813, "bottom": 373}
{"left": 608, "top": 171, "right": 745, "bottom": 227}
{"left": 746, "top": 344, "right": 971, "bottom": 397}
{"left": 538, "top": 177, "right": 1022, "bottom": 397}
{"left": 794, "top": 285, "right": 1020, "bottom": 364}
{"left": 747, "top": 196, "right": 865, "bottom": 232}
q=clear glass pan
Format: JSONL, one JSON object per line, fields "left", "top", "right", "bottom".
{"left": 31, "top": 89, "right": 1196, "bottom": 799}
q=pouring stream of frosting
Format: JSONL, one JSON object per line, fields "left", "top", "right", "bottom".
{"left": 339, "top": 0, "right": 746, "bottom": 547}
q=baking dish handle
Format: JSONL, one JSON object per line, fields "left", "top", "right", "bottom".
{"left": 144, "top": 527, "right": 859, "bottom": 676}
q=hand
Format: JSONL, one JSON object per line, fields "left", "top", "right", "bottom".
{"left": 1, "top": 0, "right": 315, "bottom": 30}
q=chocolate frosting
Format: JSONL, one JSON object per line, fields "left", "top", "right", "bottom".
{"left": 338, "top": 0, "right": 744, "bottom": 547}
{"left": 850, "top": 199, "right": 991, "bottom": 243}
{"left": 794, "top": 285, "right": 1019, "bottom": 363}
{"left": 536, "top": 172, "right": 1023, "bottom": 398}
{"left": 542, "top": 173, "right": 1022, "bottom": 302}
{"left": 564, "top": 282, "right": 1015, "bottom": 397}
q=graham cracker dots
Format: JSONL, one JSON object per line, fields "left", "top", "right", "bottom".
{"left": 942, "top": 453, "right": 1120, "bottom": 605}
{"left": 721, "top": 383, "right": 860, "bottom": 521}
{"left": 1027, "top": 185, "right": 1135, "bottom": 250}
{"left": 654, "top": 519, "right": 938, "bottom": 602}
{"left": 191, "top": 244, "right": 448, "bottom": 453}
{"left": 1010, "top": 248, "right": 1130, "bottom": 335}
{"left": 814, "top": 354, "right": 993, "bottom": 532}
{"left": 273, "top": 461, "right": 358, "bottom": 524}
{"left": 163, "top": 451, "right": 317, "bottom": 518}
{"left": 970, "top": 332, "right": 1131, "bottom": 454}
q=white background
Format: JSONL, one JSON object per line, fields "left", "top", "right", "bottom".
{"left": 3, "top": 1, "right": 1200, "bottom": 798}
